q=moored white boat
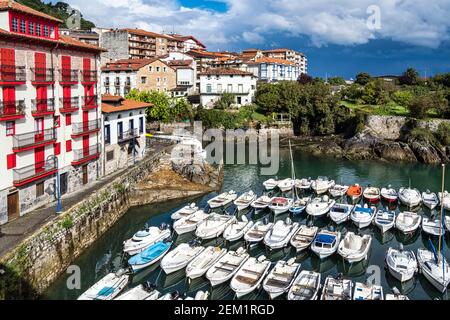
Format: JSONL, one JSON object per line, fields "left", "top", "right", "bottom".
{"left": 422, "top": 217, "right": 445, "bottom": 236}
{"left": 123, "top": 224, "right": 171, "bottom": 256}
{"left": 160, "top": 242, "right": 205, "bottom": 274}
{"left": 263, "top": 218, "right": 299, "bottom": 250}
{"left": 115, "top": 282, "right": 160, "bottom": 300}
{"left": 170, "top": 203, "right": 198, "bottom": 220}
{"left": 244, "top": 220, "right": 274, "bottom": 244}
{"left": 395, "top": 211, "right": 422, "bottom": 234}
{"left": 230, "top": 255, "right": 271, "bottom": 298}
{"left": 195, "top": 213, "right": 236, "bottom": 240}
{"left": 363, "top": 186, "right": 381, "bottom": 203}
{"left": 347, "top": 184, "right": 362, "bottom": 202}
{"left": 173, "top": 210, "right": 209, "bottom": 235}
{"left": 278, "top": 178, "right": 295, "bottom": 193}
{"left": 446, "top": 216, "right": 450, "bottom": 232}
{"left": 206, "top": 247, "right": 250, "bottom": 287}
{"left": 329, "top": 203, "right": 354, "bottom": 224}
{"left": 290, "top": 225, "right": 318, "bottom": 252}
{"left": 374, "top": 210, "right": 395, "bottom": 233}
{"left": 329, "top": 184, "right": 349, "bottom": 198}
{"left": 234, "top": 191, "right": 257, "bottom": 211}
{"left": 78, "top": 269, "right": 129, "bottom": 300}
{"left": 296, "top": 178, "right": 312, "bottom": 190}
{"left": 398, "top": 187, "right": 422, "bottom": 208}
{"left": 157, "top": 291, "right": 183, "bottom": 300}
{"left": 386, "top": 288, "right": 409, "bottom": 300}
{"left": 385, "top": 246, "right": 417, "bottom": 282}
{"left": 350, "top": 204, "right": 377, "bottom": 228}
{"left": 417, "top": 248, "right": 450, "bottom": 293}
{"left": 353, "top": 282, "right": 383, "bottom": 300}
{"left": 310, "top": 230, "right": 341, "bottom": 259}
{"left": 381, "top": 185, "right": 398, "bottom": 203}
{"left": 311, "top": 176, "right": 335, "bottom": 195}
{"left": 269, "top": 197, "right": 293, "bottom": 215}
{"left": 263, "top": 178, "right": 279, "bottom": 191}
{"left": 422, "top": 191, "right": 439, "bottom": 210}
{"left": 289, "top": 197, "right": 310, "bottom": 215}
{"left": 250, "top": 195, "right": 272, "bottom": 212}
{"left": 223, "top": 216, "right": 254, "bottom": 242}
{"left": 305, "top": 195, "right": 335, "bottom": 217}
{"left": 262, "top": 258, "right": 300, "bottom": 299}
{"left": 185, "top": 246, "right": 227, "bottom": 279}
{"left": 320, "top": 275, "right": 353, "bottom": 300}
{"left": 128, "top": 240, "right": 172, "bottom": 272}
{"left": 337, "top": 232, "right": 372, "bottom": 263}
{"left": 207, "top": 190, "right": 237, "bottom": 209}
{"left": 439, "top": 191, "right": 450, "bottom": 211}
{"left": 287, "top": 270, "right": 321, "bottom": 300}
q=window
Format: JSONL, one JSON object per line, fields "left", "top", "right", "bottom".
{"left": 54, "top": 115, "right": 60, "bottom": 128}
{"left": 139, "top": 117, "right": 144, "bottom": 134}
{"left": 238, "top": 84, "right": 243, "bottom": 93}
{"left": 163, "top": 77, "right": 166, "bottom": 83}
{"left": 104, "top": 124, "right": 110, "bottom": 145}
{"left": 65, "top": 114, "right": 72, "bottom": 126}
{"left": 6, "top": 153, "right": 16, "bottom": 170}
{"left": 206, "top": 84, "right": 212, "bottom": 93}
{"left": 28, "top": 21, "right": 35, "bottom": 35}
{"left": 6, "top": 121, "right": 15, "bottom": 136}
{"left": 36, "top": 24, "right": 41, "bottom": 36}
{"left": 50, "top": 26, "right": 55, "bottom": 38}
{"left": 66, "top": 140, "right": 72, "bottom": 152}
{"left": 12, "top": 18, "right": 18, "bottom": 32}
{"left": 44, "top": 25, "right": 49, "bottom": 37}
{"left": 36, "top": 181, "right": 44, "bottom": 197}
{"left": 35, "top": 118, "right": 44, "bottom": 133}
{"left": 227, "top": 84, "right": 233, "bottom": 92}
{"left": 115, "top": 87, "right": 120, "bottom": 96}
{"left": 141, "top": 76, "right": 146, "bottom": 84}
{"left": 156, "top": 66, "right": 160, "bottom": 72}
{"left": 163, "top": 67, "right": 167, "bottom": 72}
{"left": 148, "top": 66, "right": 152, "bottom": 72}
{"left": 54, "top": 142, "right": 61, "bottom": 156}
{"left": 20, "top": 20, "right": 26, "bottom": 33}
{"left": 106, "top": 150, "right": 114, "bottom": 161}
{"left": 157, "top": 77, "right": 160, "bottom": 83}
{"left": 105, "top": 87, "right": 110, "bottom": 94}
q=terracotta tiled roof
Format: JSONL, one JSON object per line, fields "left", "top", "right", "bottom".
{"left": 102, "top": 98, "right": 152, "bottom": 113}
{"left": 248, "top": 57, "right": 295, "bottom": 66}
{"left": 124, "top": 28, "right": 173, "bottom": 40}
{"left": 102, "top": 58, "right": 164, "bottom": 71}
{"left": 101, "top": 94, "right": 123, "bottom": 102}
{"left": 199, "top": 68, "right": 254, "bottom": 76}
{"left": 187, "top": 49, "right": 227, "bottom": 58}
{"left": 168, "top": 34, "right": 206, "bottom": 48}
{"left": 166, "top": 59, "right": 193, "bottom": 66}
{"left": 0, "top": 0, "right": 63, "bottom": 23}
{"left": 263, "top": 48, "right": 305, "bottom": 56}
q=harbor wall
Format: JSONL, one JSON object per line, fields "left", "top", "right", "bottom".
{"left": 0, "top": 146, "right": 223, "bottom": 299}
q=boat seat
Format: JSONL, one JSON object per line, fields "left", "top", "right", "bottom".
{"left": 272, "top": 271, "right": 293, "bottom": 279}
{"left": 214, "top": 265, "right": 235, "bottom": 273}
{"left": 242, "top": 268, "right": 263, "bottom": 276}
{"left": 235, "top": 275, "right": 258, "bottom": 285}
{"left": 266, "top": 278, "right": 291, "bottom": 288}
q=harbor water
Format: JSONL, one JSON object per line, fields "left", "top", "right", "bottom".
{"left": 44, "top": 147, "right": 450, "bottom": 300}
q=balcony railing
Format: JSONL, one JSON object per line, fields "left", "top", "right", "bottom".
{"left": 201, "top": 89, "right": 250, "bottom": 95}
{"left": 31, "top": 68, "right": 54, "bottom": 82}
{"left": 82, "top": 70, "right": 97, "bottom": 82}
{"left": 59, "top": 97, "right": 79, "bottom": 113}
{"left": 12, "top": 128, "right": 57, "bottom": 151}
{"left": 118, "top": 128, "right": 139, "bottom": 143}
{"left": 13, "top": 158, "right": 57, "bottom": 187}
{"left": 60, "top": 69, "right": 79, "bottom": 83}
{"left": 72, "top": 144, "right": 101, "bottom": 164}
{"left": 0, "top": 100, "right": 25, "bottom": 120}
{"left": 72, "top": 119, "right": 101, "bottom": 136}
{"left": 0, "top": 65, "right": 26, "bottom": 83}
{"left": 31, "top": 98, "right": 55, "bottom": 115}
{"left": 114, "top": 80, "right": 120, "bottom": 86}
{"left": 82, "top": 95, "right": 98, "bottom": 109}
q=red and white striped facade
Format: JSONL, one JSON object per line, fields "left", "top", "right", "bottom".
{"left": 0, "top": 1, "right": 103, "bottom": 224}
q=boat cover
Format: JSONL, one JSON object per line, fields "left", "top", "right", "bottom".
{"left": 355, "top": 207, "right": 372, "bottom": 214}
{"left": 128, "top": 242, "right": 171, "bottom": 265}
{"left": 316, "top": 234, "right": 335, "bottom": 244}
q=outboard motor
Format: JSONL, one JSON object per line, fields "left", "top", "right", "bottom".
{"left": 263, "top": 217, "right": 269, "bottom": 225}
{"left": 399, "top": 243, "right": 404, "bottom": 252}
{"left": 143, "top": 281, "right": 157, "bottom": 292}
{"left": 285, "top": 217, "right": 292, "bottom": 225}
{"left": 171, "top": 291, "right": 181, "bottom": 300}
{"left": 336, "top": 273, "right": 343, "bottom": 280}
{"left": 160, "top": 222, "right": 167, "bottom": 230}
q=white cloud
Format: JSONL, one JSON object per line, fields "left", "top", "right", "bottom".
{"left": 67, "top": 0, "right": 450, "bottom": 49}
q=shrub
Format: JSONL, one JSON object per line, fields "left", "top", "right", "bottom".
{"left": 435, "top": 122, "right": 450, "bottom": 145}
{"left": 60, "top": 215, "right": 74, "bottom": 230}
{"left": 409, "top": 127, "right": 436, "bottom": 143}
{"left": 408, "top": 95, "right": 433, "bottom": 119}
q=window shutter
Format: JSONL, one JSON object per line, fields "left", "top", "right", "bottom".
{"left": 66, "top": 140, "right": 72, "bottom": 152}
{"left": 7, "top": 153, "right": 16, "bottom": 169}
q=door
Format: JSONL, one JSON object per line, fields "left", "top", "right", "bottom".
{"left": 117, "top": 122, "right": 123, "bottom": 140}
{"left": 2, "top": 86, "right": 16, "bottom": 114}
{"left": 60, "top": 172, "right": 68, "bottom": 195}
{"left": 34, "top": 52, "right": 46, "bottom": 81}
{"left": 36, "top": 86, "right": 48, "bottom": 112}
{"left": 34, "top": 118, "right": 44, "bottom": 142}
{"left": 61, "top": 56, "right": 71, "bottom": 81}
{"left": 7, "top": 192, "right": 19, "bottom": 221}
{"left": 1, "top": 48, "right": 15, "bottom": 81}
{"left": 83, "top": 136, "right": 89, "bottom": 156}
{"left": 82, "top": 164, "right": 88, "bottom": 185}
{"left": 82, "top": 110, "right": 89, "bottom": 132}
{"left": 104, "top": 124, "right": 110, "bottom": 145}
{"left": 63, "top": 86, "right": 71, "bottom": 108}
{"left": 35, "top": 146, "right": 45, "bottom": 173}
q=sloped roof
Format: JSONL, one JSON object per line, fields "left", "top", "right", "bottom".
{"left": 101, "top": 96, "right": 152, "bottom": 113}
{"left": 199, "top": 68, "right": 254, "bottom": 76}
{"left": 248, "top": 57, "right": 295, "bottom": 66}
{"left": 0, "top": 0, "right": 63, "bottom": 23}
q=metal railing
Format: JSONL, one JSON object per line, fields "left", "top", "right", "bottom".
{"left": 59, "top": 97, "right": 79, "bottom": 111}
{"left": 0, "top": 65, "right": 26, "bottom": 82}
{"left": 201, "top": 89, "right": 250, "bottom": 95}
{"left": 82, "top": 95, "right": 98, "bottom": 108}
{"left": 118, "top": 128, "right": 138, "bottom": 143}
{"left": 82, "top": 70, "right": 97, "bottom": 82}
{"left": 72, "top": 119, "right": 100, "bottom": 135}
{"left": 0, "top": 100, "right": 25, "bottom": 117}
{"left": 31, "top": 68, "right": 54, "bottom": 82}
{"left": 31, "top": 98, "right": 55, "bottom": 114}
{"left": 12, "top": 128, "right": 56, "bottom": 150}
{"left": 60, "top": 69, "right": 79, "bottom": 82}
{"left": 13, "top": 158, "right": 57, "bottom": 185}
{"left": 73, "top": 144, "right": 100, "bottom": 162}
{"left": 114, "top": 80, "right": 120, "bottom": 86}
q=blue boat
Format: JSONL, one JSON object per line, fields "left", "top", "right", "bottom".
{"left": 128, "top": 241, "right": 172, "bottom": 272}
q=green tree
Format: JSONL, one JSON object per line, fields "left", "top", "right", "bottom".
{"left": 255, "top": 82, "right": 281, "bottom": 114}
{"left": 297, "top": 73, "right": 313, "bottom": 85}
{"left": 392, "top": 90, "right": 414, "bottom": 107}
{"left": 125, "top": 90, "right": 171, "bottom": 122}
{"left": 355, "top": 72, "right": 371, "bottom": 85}
{"left": 408, "top": 95, "right": 433, "bottom": 119}
{"left": 399, "top": 67, "right": 419, "bottom": 86}
{"left": 327, "top": 77, "right": 347, "bottom": 85}
{"left": 214, "top": 93, "right": 235, "bottom": 109}
{"left": 171, "top": 98, "right": 193, "bottom": 122}
{"left": 342, "top": 83, "right": 363, "bottom": 101}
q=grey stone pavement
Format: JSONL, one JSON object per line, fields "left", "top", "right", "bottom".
{"left": 0, "top": 143, "right": 167, "bottom": 258}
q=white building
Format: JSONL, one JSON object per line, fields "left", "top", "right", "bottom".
{"left": 247, "top": 58, "right": 300, "bottom": 83}
{"left": 262, "top": 49, "right": 307, "bottom": 74}
{"left": 161, "top": 52, "right": 197, "bottom": 97}
{"left": 0, "top": 1, "right": 103, "bottom": 224}
{"left": 199, "top": 68, "right": 257, "bottom": 108}
{"left": 101, "top": 95, "right": 148, "bottom": 176}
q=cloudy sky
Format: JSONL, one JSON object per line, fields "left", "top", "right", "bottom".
{"left": 65, "top": 0, "right": 450, "bottom": 78}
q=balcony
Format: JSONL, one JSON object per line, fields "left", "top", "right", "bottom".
{"left": 31, "top": 98, "right": 55, "bottom": 116}
{"left": 114, "top": 80, "right": 121, "bottom": 87}
{"left": 31, "top": 68, "right": 54, "bottom": 84}
{"left": 201, "top": 89, "right": 250, "bottom": 95}
{"left": 72, "top": 144, "right": 101, "bottom": 166}
{"left": 0, "top": 65, "right": 26, "bottom": 84}
{"left": 82, "top": 95, "right": 98, "bottom": 110}
{"left": 60, "top": 69, "right": 79, "bottom": 84}
{"left": 13, "top": 158, "right": 57, "bottom": 187}
{"left": 12, "top": 128, "right": 57, "bottom": 152}
{"left": 59, "top": 97, "right": 79, "bottom": 113}
{"left": 71, "top": 119, "right": 100, "bottom": 138}
{"left": 0, "top": 100, "right": 25, "bottom": 121}
{"left": 82, "top": 70, "right": 97, "bottom": 83}
{"left": 118, "top": 128, "right": 139, "bottom": 144}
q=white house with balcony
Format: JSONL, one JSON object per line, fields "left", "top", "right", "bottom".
{"left": 161, "top": 52, "right": 197, "bottom": 97}
{"left": 199, "top": 68, "right": 257, "bottom": 108}
{"left": 247, "top": 57, "right": 300, "bottom": 83}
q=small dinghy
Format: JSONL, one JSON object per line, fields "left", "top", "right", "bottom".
{"left": 338, "top": 232, "right": 372, "bottom": 263}
{"left": 230, "top": 255, "right": 271, "bottom": 298}
{"left": 185, "top": 291, "right": 210, "bottom": 300}
{"left": 347, "top": 184, "right": 362, "bottom": 202}
{"left": 171, "top": 203, "right": 198, "bottom": 220}
{"left": 234, "top": 191, "right": 257, "bottom": 211}
{"left": 158, "top": 291, "right": 183, "bottom": 300}
{"left": 185, "top": 246, "right": 227, "bottom": 279}
{"left": 269, "top": 197, "right": 293, "bottom": 215}
{"left": 363, "top": 186, "right": 381, "bottom": 203}
{"left": 78, "top": 269, "right": 129, "bottom": 300}
{"left": 422, "top": 190, "right": 439, "bottom": 210}
{"left": 398, "top": 187, "right": 422, "bottom": 208}
{"left": 244, "top": 219, "right": 274, "bottom": 245}
{"left": 173, "top": 210, "right": 209, "bottom": 235}
{"left": 290, "top": 225, "right": 318, "bottom": 252}
{"left": 195, "top": 213, "right": 236, "bottom": 240}
{"left": 206, "top": 247, "right": 250, "bottom": 287}
{"left": 123, "top": 223, "right": 171, "bottom": 256}
{"left": 223, "top": 216, "right": 254, "bottom": 242}
{"left": 311, "top": 176, "right": 335, "bottom": 195}
{"left": 351, "top": 204, "right": 377, "bottom": 229}
{"left": 263, "top": 218, "right": 299, "bottom": 250}
{"left": 263, "top": 178, "right": 278, "bottom": 191}
{"left": 417, "top": 248, "right": 450, "bottom": 293}
{"left": 385, "top": 287, "right": 409, "bottom": 300}
{"left": 320, "top": 274, "right": 353, "bottom": 300}
{"left": 262, "top": 258, "right": 300, "bottom": 299}
{"left": 395, "top": 211, "right": 422, "bottom": 234}
{"left": 128, "top": 240, "right": 172, "bottom": 272}
{"left": 311, "top": 230, "right": 341, "bottom": 259}
{"left": 207, "top": 190, "right": 237, "bottom": 209}
{"left": 278, "top": 178, "right": 295, "bottom": 193}
{"left": 250, "top": 195, "right": 272, "bottom": 212}
{"left": 385, "top": 245, "right": 417, "bottom": 282}
{"left": 439, "top": 191, "right": 450, "bottom": 211}
{"left": 353, "top": 282, "right": 383, "bottom": 300}
{"left": 296, "top": 177, "right": 312, "bottom": 190}
{"left": 305, "top": 195, "right": 335, "bottom": 217}
{"left": 374, "top": 210, "right": 395, "bottom": 233}
{"left": 381, "top": 185, "right": 398, "bottom": 203}
{"left": 289, "top": 197, "right": 310, "bottom": 215}
{"left": 329, "top": 184, "right": 349, "bottom": 198}
{"left": 329, "top": 203, "right": 354, "bottom": 224}
{"left": 422, "top": 217, "right": 445, "bottom": 236}
{"left": 160, "top": 242, "right": 205, "bottom": 274}
{"left": 288, "top": 270, "right": 321, "bottom": 300}
{"left": 115, "top": 282, "right": 159, "bottom": 300}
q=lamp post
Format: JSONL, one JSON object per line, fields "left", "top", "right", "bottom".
{"left": 47, "top": 154, "right": 61, "bottom": 214}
